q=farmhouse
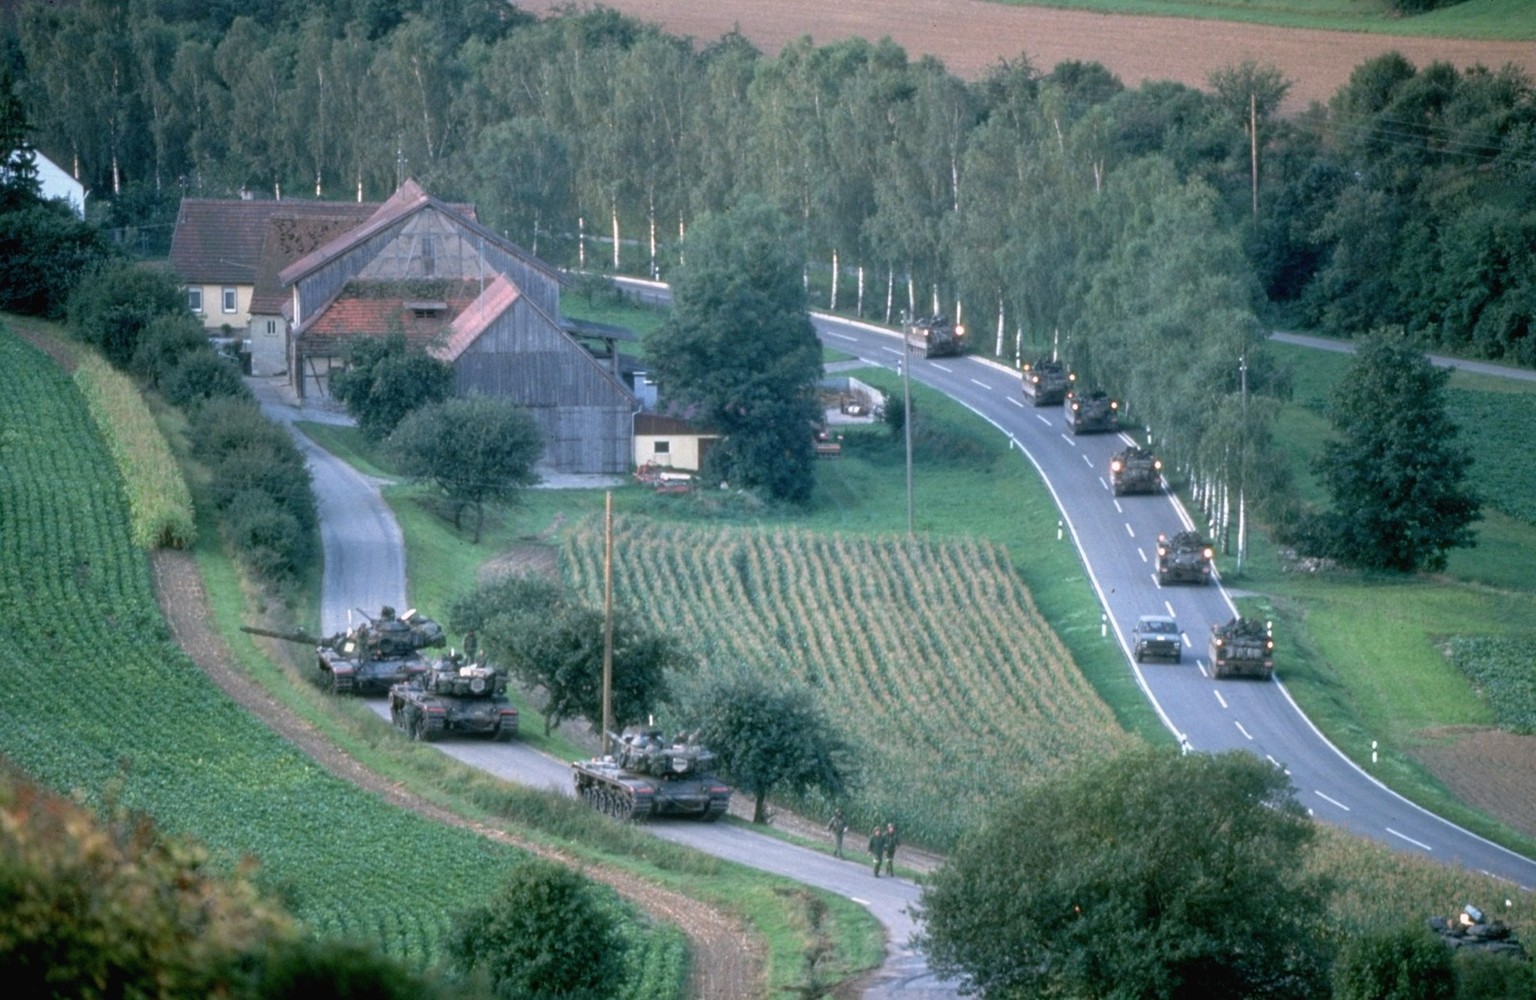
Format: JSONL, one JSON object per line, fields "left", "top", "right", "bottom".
{"left": 169, "top": 180, "right": 636, "bottom": 474}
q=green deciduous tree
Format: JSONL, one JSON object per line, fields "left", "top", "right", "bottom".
{"left": 646, "top": 195, "right": 822, "bottom": 503}
{"left": 685, "top": 670, "right": 857, "bottom": 824}
{"left": 1311, "top": 328, "right": 1480, "bottom": 572}
{"left": 389, "top": 394, "right": 542, "bottom": 542}
{"left": 916, "top": 748, "right": 1332, "bottom": 1000}
{"left": 448, "top": 858, "right": 626, "bottom": 1000}
{"left": 450, "top": 576, "right": 685, "bottom": 735}
{"left": 330, "top": 333, "right": 454, "bottom": 440}
{"left": 66, "top": 261, "right": 187, "bottom": 368}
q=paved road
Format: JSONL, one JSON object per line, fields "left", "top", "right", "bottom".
{"left": 1270, "top": 330, "right": 1536, "bottom": 383}
{"left": 813, "top": 313, "right": 1536, "bottom": 893}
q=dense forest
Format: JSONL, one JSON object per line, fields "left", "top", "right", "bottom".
{"left": 5, "top": 0, "right": 1534, "bottom": 533}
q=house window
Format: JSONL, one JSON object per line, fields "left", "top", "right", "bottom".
{"left": 222, "top": 287, "right": 237, "bottom": 313}
{"left": 187, "top": 288, "right": 203, "bottom": 313}
{"left": 654, "top": 441, "right": 671, "bottom": 455}
{"left": 264, "top": 320, "right": 278, "bottom": 338}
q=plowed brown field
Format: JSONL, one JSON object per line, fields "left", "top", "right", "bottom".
{"left": 520, "top": 0, "right": 1534, "bottom": 114}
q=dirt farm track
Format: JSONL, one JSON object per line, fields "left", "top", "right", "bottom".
{"left": 519, "top": 0, "right": 1534, "bottom": 115}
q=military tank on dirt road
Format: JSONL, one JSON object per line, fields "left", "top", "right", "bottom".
{"left": 572, "top": 726, "right": 733, "bottom": 822}
{"left": 389, "top": 650, "right": 518, "bottom": 742}
{"left": 241, "top": 605, "right": 445, "bottom": 695}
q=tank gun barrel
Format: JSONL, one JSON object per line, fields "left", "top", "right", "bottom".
{"left": 242, "top": 624, "right": 321, "bottom": 644}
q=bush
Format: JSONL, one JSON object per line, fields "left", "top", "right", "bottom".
{"left": 162, "top": 350, "right": 253, "bottom": 412}
{"left": 66, "top": 261, "right": 185, "bottom": 368}
{"left": 0, "top": 201, "right": 115, "bottom": 317}
{"left": 447, "top": 858, "right": 627, "bottom": 1000}
{"left": 131, "top": 312, "right": 209, "bottom": 388}
{"left": 1331, "top": 924, "right": 1455, "bottom": 1000}
{"left": 223, "top": 489, "right": 305, "bottom": 582}
{"left": 236, "top": 935, "right": 461, "bottom": 1000}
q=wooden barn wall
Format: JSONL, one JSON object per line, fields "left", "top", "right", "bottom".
{"left": 452, "top": 301, "right": 634, "bottom": 474}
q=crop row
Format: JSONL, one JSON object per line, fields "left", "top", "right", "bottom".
{"left": 1447, "top": 637, "right": 1536, "bottom": 734}
{"left": 72, "top": 352, "right": 196, "bottom": 550}
{"left": 564, "top": 516, "right": 1136, "bottom": 846}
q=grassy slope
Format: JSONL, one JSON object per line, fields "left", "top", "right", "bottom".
{"left": 990, "top": 0, "right": 1536, "bottom": 38}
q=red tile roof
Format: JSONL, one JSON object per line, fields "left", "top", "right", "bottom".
{"left": 298, "top": 279, "right": 484, "bottom": 356}
{"left": 433, "top": 273, "right": 521, "bottom": 363}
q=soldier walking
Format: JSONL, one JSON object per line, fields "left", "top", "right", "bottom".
{"left": 828, "top": 807, "right": 848, "bottom": 859}
{"left": 868, "top": 824, "right": 887, "bottom": 876}
{"left": 881, "top": 822, "right": 899, "bottom": 877}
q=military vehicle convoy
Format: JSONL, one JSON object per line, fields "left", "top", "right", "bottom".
{"left": 1429, "top": 905, "right": 1527, "bottom": 958}
{"left": 1021, "top": 357, "right": 1073, "bottom": 406}
{"left": 1065, "top": 388, "right": 1120, "bottom": 434}
{"left": 1109, "top": 446, "right": 1162, "bottom": 495}
{"left": 1208, "top": 617, "right": 1274, "bottom": 679}
{"left": 903, "top": 313, "right": 966, "bottom": 359}
{"left": 572, "top": 726, "right": 733, "bottom": 822}
{"left": 242, "top": 605, "right": 445, "bottom": 695}
{"left": 1156, "top": 531, "right": 1214, "bottom": 585}
{"left": 389, "top": 651, "right": 518, "bottom": 742}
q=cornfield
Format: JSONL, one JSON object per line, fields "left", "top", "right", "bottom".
{"left": 564, "top": 517, "right": 1138, "bottom": 847}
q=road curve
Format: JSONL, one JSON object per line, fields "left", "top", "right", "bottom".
{"left": 248, "top": 372, "right": 957, "bottom": 999}
{"left": 812, "top": 311, "right": 1536, "bottom": 893}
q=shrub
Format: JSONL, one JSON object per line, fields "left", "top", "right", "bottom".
{"left": 162, "top": 350, "right": 253, "bottom": 412}
{"left": 131, "top": 312, "right": 209, "bottom": 388}
{"left": 66, "top": 261, "right": 185, "bottom": 368}
{"left": 1331, "top": 924, "right": 1455, "bottom": 1000}
{"left": 223, "top": 489, "right": 305, "bottom": 582}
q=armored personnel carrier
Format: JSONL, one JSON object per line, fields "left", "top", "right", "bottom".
{"left": 389, "top": 651, "right": 518, "bottom": 742}
{"left": 1429, "top": 905, "right": 1527, "bottom": 958}
{"left": 572, "top": 726, "right": 732, "bottom": 822}
{"left": 903, "top": 314, "right": 966, "bottom": 359}
{"left": 1109, "top": 446, "right": 1162, "bottom": 495}
{"left": 1208, "top": 617, "right": 1274, "bottom": 679}
{"left": 1157, "top": 531, "right": 1214, "bottom": 586}
{"left": 1021, "top": 358, "right": 1072, "bottom": 406}
{"left": 242, "top": 605, "right": 444, "bottom": 695}
{"left": 1065, "top": 388, "right": 1120, "bottom": 435}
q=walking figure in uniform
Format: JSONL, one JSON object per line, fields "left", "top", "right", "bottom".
{"left": 828, "top": 808, "right": 848, "bottom": 859}
{"left": 881, "top": 822, "right": 899, "bottom": 877}
{"left": 868, "top": 824, "right": 887, "bottom": 876}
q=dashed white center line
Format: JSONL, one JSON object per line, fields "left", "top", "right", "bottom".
{"left": 830, "top": 332, "right": 856, "bottom": 341}
{"left": 1082, "top": 454, "right": 1093, "bottom": 467}
{"left": 931, "top": 362, "right": 953, "bottom": 373}
{"left": 1137, "top": 548, "right": 1147, "bottom": 563}
{"left": 1213, "top": 690, "right": 1229, "bottom": 710}
{"left": 1234, "top": 721, "right": 1253, "bottom": 740}
{"left": 1388, "top": 828, "right": 1433, "bottom": 852}
{"left": 1035, "top": 414, "right": 1052, "bottom": 425}
{"left": 1315, "top": 790, "right": 1350, "bottom": 812}
{"left": 1124, "top": 523, "right": 1135, "bottom": 538}
{"left": 1165, "top": 599, "right": 1177, "bottom": 617}
{"left": 969, "top": 378, "right": 991, "bottom": 390}
{"left": 1009, "top": 397, "right": 1024, "bottom": 408}
{"left": 882, "top": 347, "right": 903, "bottom": 357}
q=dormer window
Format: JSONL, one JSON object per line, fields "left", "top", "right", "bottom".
{"left": 405, "top": 300, "right": 447, "bottom": 319}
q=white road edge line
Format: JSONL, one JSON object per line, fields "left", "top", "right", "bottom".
{"left": 1388, "top": 827, "right": 1434, "bottom": 852}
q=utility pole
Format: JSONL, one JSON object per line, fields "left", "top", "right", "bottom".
{"left": 601, "top": 490, "right": 614, "bottom": 756}
{"left": 1237, "top": 354, "right": 1248, "bottom": 575}
{"left": 1250, "top": 92, "right": 1260, "bottom": 223}
{"left": 902, "top": 315, "right": 915, "bottom": 538}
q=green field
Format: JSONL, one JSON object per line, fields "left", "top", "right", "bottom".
{"left": 994, "top": 0, "right": 1536, "bottom": 38}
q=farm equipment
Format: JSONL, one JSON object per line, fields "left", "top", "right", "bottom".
{"left": 1156, "top": 531, "right": 1214, "bottom": 585}
{"left": 241, "top": 605, "right": 445, "bottom": 695}
{"left": 389, "top": 651, "right": 518, "bottom": 742}
{"left": 1020, "top": 358, "right": 1073, "bottom": 406}
{"left": 1109, "top": 445, "right": 1162, "bottom": 495}
{"left": 1208, "top": 617, "right": 1274, "bottom": 679}
{"left": 1428, "top": 905, "right": 1527, "bottom": 958}
{"left": 1065, "top": 388, "right": 1120, "bottom": 435}
{"left": 903, "top": 314, "right": 966, "bottom": 359}
{"left": 571, "top": 726, "right": 733, "bottom": 822}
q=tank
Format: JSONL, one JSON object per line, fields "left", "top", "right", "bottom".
{"left": 1157, "top": 531, "right": 1214, "bottom": 585}
{"left": 389, "top": 651, "right": 518, "bottom": 742}
{"left": 571, "top": 726, "right": 732, "bottom": 822}
{"left": 1428, "top": 905, "right": 1527, "bottom": 958}
{"left": 1065, "top": 387, "right": 1120, "bottom": 434}
{"left": 1109, "top": 446, "right": 1162, "bottom": 495}
{"left": 1021, "top": 357, "right": 1073, "bottom": 406}
{"left": 903, "top": 313, "right": 966, "bottom": 359}
{"left": 1208, "top": 616, "right": 1274, "bottom": 679}
{"left": 241, "top": 605, "right": 444, "bottom": 695}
